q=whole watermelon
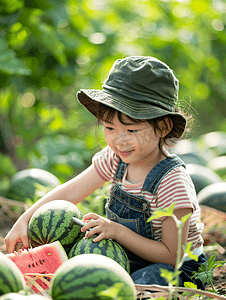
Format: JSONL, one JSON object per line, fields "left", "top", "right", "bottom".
{"left": 208, "top": 156, "right": 226, "bottom": 180}
{"left": 68, "top": 236, "right": 130, "bottom": 273}
{"left": 0, "top": 293, "right": 49, "bottom": 299}
{"left": 0, "top": 253, "right": 26, "bottom": 296}
{"left": 28, "top": 200, "right": 85, "bottom": 254}
{"left": 51, "top": 254, "right": 136, "bottom": 300}
{"left": 5, "top": 168, "right": 60, "bottom": 202}
{"left": 197, "top": 182, "right": 226, "bottom": 212}
{"left": 186, "top": 164, "right": 221, "bottom": 194}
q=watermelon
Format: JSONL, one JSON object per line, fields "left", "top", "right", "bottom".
{"left": 68, "top": 236, "right": 130, "bottom": 273}
{"left": 7, "top": 241, "right": 68, "bottom": 294}
{"left": 208, "top": 156, "right": 226, "bottom": 180}
{"left": 0, "top": 293, "right": 49, "bottom": 299}
{"left": 7, "top": 241, "right": 68, "bottom": 274}
{"left": 186, "top": 164, "right": 222, "bottom": 194}
{"left": 178, "top": 153, "right": 207, "bottom": 166}
{"left": 5, "top": 168, "right": 60, "bottom": 203}
{"left": 171, "top": 140, "right": 208, "bottom": 166}
{"left": 51, "top": 254, "right": 136, "bottom": 300}
{"left": 28, "top": 200, "right": 85, "bottom": 253}
{"left": 0, "top": 252, "right": 26, "bottom": 296}
{"left": 197, "top": 182, "right": 226, "bottom": 212}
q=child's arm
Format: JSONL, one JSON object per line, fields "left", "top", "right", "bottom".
{"left": 5, "top": 164, "right": 106, "bottom": 253}
{"left": 82, "top": 207, "right": 192, "bottom": 267}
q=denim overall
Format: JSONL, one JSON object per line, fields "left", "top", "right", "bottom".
{"left": 106, "top": 154, "right": 207, "bottom": 289}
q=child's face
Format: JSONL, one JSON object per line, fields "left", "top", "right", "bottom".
{"left": 102, "top": 114, "right": 164, "bottom": 167}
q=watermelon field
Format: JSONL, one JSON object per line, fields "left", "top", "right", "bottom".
{"left": 1, "top": 0, "right": 226, "bottom": 298}
{"left": 1, "top": 135, "right": 226, "bottom": 298}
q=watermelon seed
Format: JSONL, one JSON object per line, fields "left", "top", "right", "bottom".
{"left": 39, "top": 259, "right": 43, "bottom": 264}
{"left": 28, "top": 264, "right": 31, "bottom": 268}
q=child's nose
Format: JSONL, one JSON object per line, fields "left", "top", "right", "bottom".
{"left": 115, "top": 133, "right": 130, "bottom": 146}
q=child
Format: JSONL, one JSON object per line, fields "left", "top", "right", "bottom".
{"left": 5, "top": 56, "right": 207, "bottom": 289}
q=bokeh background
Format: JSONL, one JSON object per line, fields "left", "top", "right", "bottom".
{"left": 0, "top": 0, "right": 226, "bottom": 209}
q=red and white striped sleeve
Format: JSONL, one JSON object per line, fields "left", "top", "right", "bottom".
{"left": 92, "top": 146, "right": 120, "bottom": 181}
{"left": 155, "top": 166, "right": 197, "bottom": 219}
{"left": 151, "top": 166, "right": 204, "bottom": 248}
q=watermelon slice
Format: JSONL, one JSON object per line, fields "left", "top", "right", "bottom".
{"left": 7, "top": 241, "right": 68, "bottom": 293}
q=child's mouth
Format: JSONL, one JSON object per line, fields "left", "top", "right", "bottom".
{"left": 119, "top": 150, "right": 133, "bottom": 156}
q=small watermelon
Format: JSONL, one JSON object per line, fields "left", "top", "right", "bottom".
{"left": 197, "top": 182, "right": 226, "bottom": 212}
{"left": 28, "top": 200, "right": 85, "bottom": 253}
{"left": 7, "top": 241, "right": 68, "bottom": 293}
{"left": 0, "top": 293, "right": 49, "bottom": 299}
{"left": 51, "top": 254, "right": 136, "bottom": 300}
{"left": 5, "top": 168, "right": 60, "bottom": 203}
{"left": 186, "top": 164, "right": 222, "bottom": 194}
{"left": 0, "top": 252, "right": 26, "bottom": 296}
{"left": 68, "top": 236, "right": 130, "bottom": 273}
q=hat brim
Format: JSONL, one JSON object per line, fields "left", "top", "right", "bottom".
{"left": 77, "top": 89, "right": 186, "bottom": 138}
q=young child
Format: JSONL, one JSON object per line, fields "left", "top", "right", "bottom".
{"left": 5, "top": 56, "right": 206, "bottom": 289}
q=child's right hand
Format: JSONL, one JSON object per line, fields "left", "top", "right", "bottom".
{"left": 5, "top": 220, "right": 30, "bottom": 253}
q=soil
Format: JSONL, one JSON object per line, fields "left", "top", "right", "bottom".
{"left": 0, "top": 205, "right": 226, "bottom": 296}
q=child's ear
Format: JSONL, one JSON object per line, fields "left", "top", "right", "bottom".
{"left": 158, "top": 117, "right": 173, "bottom": 137}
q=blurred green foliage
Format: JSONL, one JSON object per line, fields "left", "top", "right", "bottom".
{"left": 0, "top": 0, "right": 225, "bottom": 211}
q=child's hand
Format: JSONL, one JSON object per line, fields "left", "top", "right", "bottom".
{"left": 5, "top": 220, "right": 30, "bottom": 253}
{"left": 81, "top": 213, "right": 118, "bottom": 242}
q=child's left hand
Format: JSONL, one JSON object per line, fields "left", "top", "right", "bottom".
{"left": 81, "top": 213, "right": 118, "bottom": 242}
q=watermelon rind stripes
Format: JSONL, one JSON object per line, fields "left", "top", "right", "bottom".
{"left": 51, "top": 254, "right": 136, "bottom": 300}
{"left": 68, "top": 236, "right": 130, "bottom": 273}
{"left": 28, "top": 200, "right": 85, "bottom": 253}
{"left": 0, "top": 253, "right": 26, "bottom": 296}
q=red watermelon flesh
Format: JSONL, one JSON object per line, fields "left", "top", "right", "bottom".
{"left": 7, "top": 241, "right": 68, "bottom": 293}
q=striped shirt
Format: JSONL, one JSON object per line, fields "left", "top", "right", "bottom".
{"left": 93, "top": 146, "right": 204, "bottom": 252}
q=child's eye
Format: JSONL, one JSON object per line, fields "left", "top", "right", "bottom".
{"left": 105, "top": 126, "right": 114, "bottom": 131}
{"left": 128, "top": 130, "right": 138, "bottom": 133}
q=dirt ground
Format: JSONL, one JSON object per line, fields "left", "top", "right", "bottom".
{"left": 0, "top": 205, "right": 226, "bottom": 295}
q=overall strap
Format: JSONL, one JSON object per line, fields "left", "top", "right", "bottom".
{"left": 115, "top": 159, "right": 127, "bottom": 180}
{"left": 143, "top": 154, "right": 186, "bottom": 195}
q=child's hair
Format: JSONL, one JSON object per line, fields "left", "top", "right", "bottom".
{"left": 96, "top": 102, "right": 191, "bottom": 155}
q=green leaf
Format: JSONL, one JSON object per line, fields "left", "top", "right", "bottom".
{"left": 181, "top": 212, "right": 192, "bottom": 223}
{"left": 0, "top": 37, "right": 31, "bottom": 75}
{"left": 159, "top": 267, "right": 181, "bottom": 286}
{"left": 183, "top": 242, "right": 198, "bottom": 262}
{"left": 26, "top": 15, "right": 68, "bottom": 67}
{"left": 0, "top": 153, "right": 17, "bottom": 176}
{"left": 147, "top": 202, "right": 176, "bottom": 222}
{"left": 0, "top": 0, "right": 24, "bottom": 14}
{"left": 192, "top": 255, "right": 226, "bottom": 286}
{"left": 182, "top": 282, "right": 199, "bottom": 299}
{"left": 184, "top": 282, "right": 197, "bottom": 289}
{"left": 0, "top": 50, "right": 15, "bottom": 62}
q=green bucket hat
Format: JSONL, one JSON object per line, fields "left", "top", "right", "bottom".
{"left": 77, "top": 56, "right": 186, "bottom": 138}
